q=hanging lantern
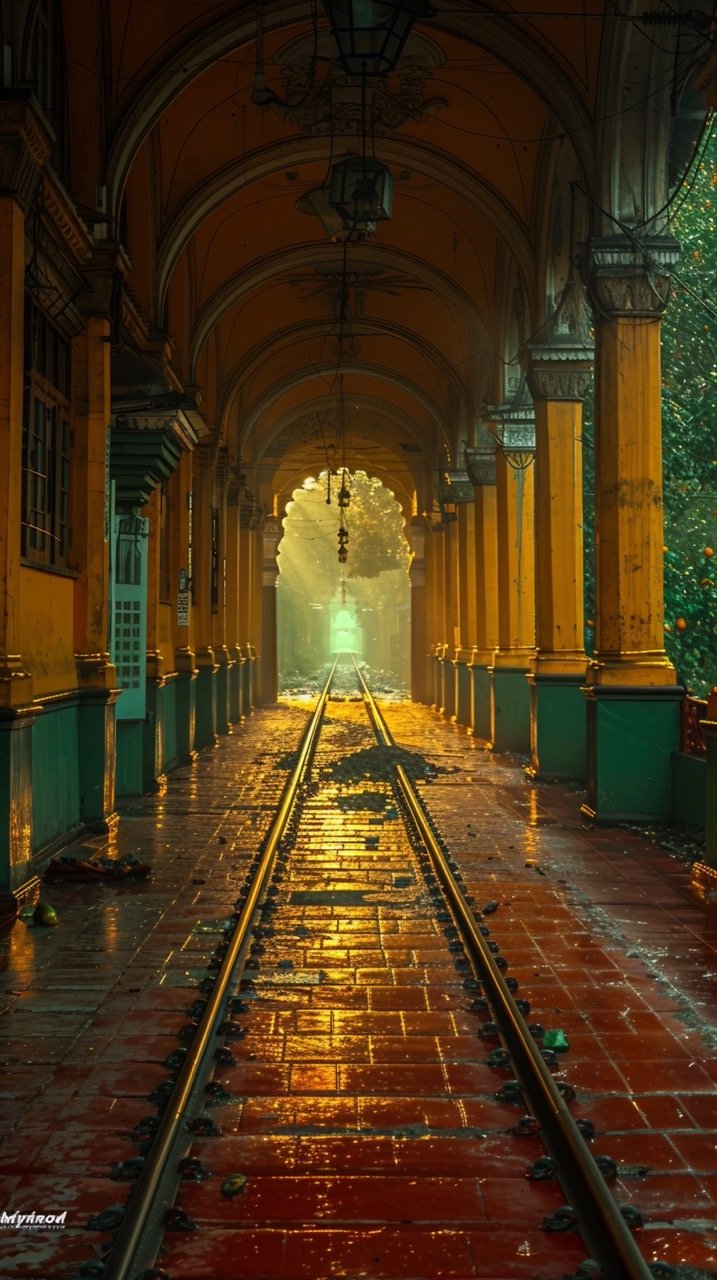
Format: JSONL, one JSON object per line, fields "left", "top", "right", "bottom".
{"left": 329, "top": 157, "right": 393, "bottom": 225}
{"left": 295, "top": 184, "right": 376, "bottom": 242}
{"left": 338, "top": 473, "right": 351, "bottom": 509}
{"left": 320, "top": 0, "right": 436, "bottom": 77}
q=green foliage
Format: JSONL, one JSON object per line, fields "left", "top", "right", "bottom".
{"left": 661, "top": 124, "right": 717, "bottom": 694}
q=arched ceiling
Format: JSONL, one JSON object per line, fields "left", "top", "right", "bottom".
{"left": 61, "top": 0, "right": 715, "bottom": 512}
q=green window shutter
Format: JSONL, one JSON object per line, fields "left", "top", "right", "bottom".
{"left": 111, "top": 512, "right": 149, "bottom": 720}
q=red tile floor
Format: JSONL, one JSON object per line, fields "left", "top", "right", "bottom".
{"left": 0, "top": 697, "right": 716, "bottom": 1279}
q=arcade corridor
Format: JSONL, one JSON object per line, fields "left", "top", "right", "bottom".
{"left": 1, "top": 0, "right": 717, "bottom": 1275}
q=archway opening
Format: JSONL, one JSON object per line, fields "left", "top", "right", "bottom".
{"left": 277, "top": 470, "right": 411, "bottom": 693}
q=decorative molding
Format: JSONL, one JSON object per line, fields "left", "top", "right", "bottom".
{"left": 41, "top": 172, "right": 92, "bottom": 266}
{"left": 583, "top": 235, "right": 681, "bottom": 319}
{"left": 267, "top": 58, "right": 447, "bottom": 136}
{"left": 464, "top": 446, "right": 497, "bottom": 486}
{"left": 439, "top": 468, "right": 474, "bottom": 503}
{"left": 0, "top": 95, "right": 52, "bottom": 211}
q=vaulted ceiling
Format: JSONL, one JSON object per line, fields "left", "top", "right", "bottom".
{"left": 59, "top": 0, "right": 714, "bottom": 515}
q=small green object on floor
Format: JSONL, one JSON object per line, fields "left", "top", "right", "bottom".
{"left": 542, "top": 1029, "right": 569, "bottom": 1052}
{"left": 33, "top": 902, "right": 59, "bottom": 927}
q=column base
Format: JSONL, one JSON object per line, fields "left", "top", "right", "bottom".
{"left": 428, "top": 653, "right": 441, "bottom": 709}
{"left": 454, "top": 657, "right": 471, "bottom": 727}
{"left": 469, "top": 661, "right": 492, "bottom": 741}
{"left": 239, "top": 648, "right": 252, "bottom": 718}
{"left": 215, "top": 648, "right": 230, "bottom": 735}
{"left": 175, "top": 651, "right": 198, "bottom": 762}
{"left": 526, "top": 672, "right": 586, "bottom": 782}
{"left": 582, "top": 684, "right": 682, "bottom": 822}
{"left": 0, "top": 705, "right": 35, "bottom": 892}
{"left": 228, "top": 648, "right": 242, "bottom": 723}
{"left": 195, "top": 650, "right": 219, "bottom": 749}
{"left": 78, "top": 687, "right": 119, "bottom": 824}
{"left": 705, "top": 720, "right": 717, "bottom": 868}
{"left": 440, "top": 658, "right": 455, "bottom": 719}
{"left": 489, "top": 665, "right": 530, "bottom": 753}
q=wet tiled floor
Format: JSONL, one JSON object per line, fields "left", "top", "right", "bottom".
{"left": 1, "top": 696, "right": 716, "bottom": 1278}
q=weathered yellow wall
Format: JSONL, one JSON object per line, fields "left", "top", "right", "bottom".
{"left": 158, "top": 602, "right": 176, "bottom": 670}
{"left": 19, "top": 568, "right": 77, "bottom": 696}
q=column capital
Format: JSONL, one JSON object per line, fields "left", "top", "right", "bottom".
{"left": 583, "top": 234, "right": 681, "bottom": 319}
{"left": 525, "top": 336, "right": 594, "bottom": 403}
{"left": 0, "top": 93, "right": 53, "bottom": 211}
{"left": 483, "top": 389, "right": 535, "bottom": 470}
{"left": 465, "top": 442, "right": 497, "bottom": 486}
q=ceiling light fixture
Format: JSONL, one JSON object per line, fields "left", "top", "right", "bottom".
{"left": 320, "top": 0, "right": 436, "bottom": 77}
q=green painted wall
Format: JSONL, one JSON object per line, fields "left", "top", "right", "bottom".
{"left": 32, "top": 699, "right": 81, "bottom": 850}
{"left": 671, "top": 753, "right": 706, "bottom": 830}
{"left": 116, "top": 720, "right": 144, "bottom": 796}
{"left": 161, "top": 680, "right": 179, "bottom": 771}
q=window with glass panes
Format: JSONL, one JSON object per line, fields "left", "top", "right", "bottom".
{"left": 22, "top": 297, "right": 72, "bottom": 568}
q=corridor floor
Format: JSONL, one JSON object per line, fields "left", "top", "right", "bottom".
{"left": 1, "top": 697, "right": 716, "bottom": 1279}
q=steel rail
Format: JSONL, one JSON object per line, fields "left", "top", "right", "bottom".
{"left": 101, "top": 659, "right": 339, "bottom": 1280}
{"left": 354, "top": 662, "right": 655, "bottom": 1280}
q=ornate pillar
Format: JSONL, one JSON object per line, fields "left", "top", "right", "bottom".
{"left": 192, "top": 445, "right": 218, "bottom": 749}
{"left": 702, "top": 690, "right": 717, "bottom": 870}
{"left": 454, "top": 499, "right": 476, "bottom": 725}
{"left": 440, "top": 515, "right": 458, "bottom": 719}
{"left": 261, "top": 516, "right": 281, "bottom": 704}
{"left": 142, "top": 485, "right": 165, "bottom": 790}
{"left": 174, "top": 449, "right": 198, "bottom": 761}
{"left": 212, "top": 453, "right": 231, "bottom": 736}
{"left": 422, "top": 522, "right": 438, "bottom": 705}
{"left": 0, "top": 100, "right": 52, "bottom": 892}
{"left": 486, "top": 396, "right": 536, "bottom": 752}
{"left": 239, "top": 486, "right": 262, "bottom": 716}
{"left": 425, "top": 517, "right": 443, "bottom": 706}
{"left": 73, "top": 244, "right": 129, "bottom": 829}
{"left": 225, "top": 480, "right": 242, "bottom": 723}
{"left": 251, "top": 513, "right": 264, "bottom": 705}
{"left": 525, "top": 326, "right": 593, "bottom": 780}
{"left": 582, "top": 235, "right": 682, "bottom": 820}
{"left": 407, "top": 519, "right": 427, "bottom": 703}
{"left": 465, "top": 443, "right": 499, "bottom": 741}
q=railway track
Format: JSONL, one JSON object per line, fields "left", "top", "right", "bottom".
{"left": 81, "top": 661, "right": 666, "bottom": 1280}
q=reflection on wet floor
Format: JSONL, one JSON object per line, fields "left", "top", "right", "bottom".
{"left": 1, "top": 698, "right": 717, "bottom": 1277}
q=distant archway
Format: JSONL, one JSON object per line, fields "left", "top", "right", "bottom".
{"left": 277, "top": 471, "right": 411, "bottom": 691}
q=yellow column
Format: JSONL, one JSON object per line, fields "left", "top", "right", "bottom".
{"left": 238, "top": 508, "right": 253, "bottom": 713}
{"left": 192, "top": 445, "right": 218, "bottom": 747}
{"left": 407, "top": 519, "right": 428, "bottom": 703}
{"left": 454, "top": 504, "right": 474, "bottom": 724}
{"left": 525, "top": 334, "right": 593, "bottom": 779}
{"left": 251, "top": 519, "right": 264, "bottom": 702}
{"left": 582, "top": 234, "right": 682, "bottom": 819}
{"left": 212, "top": 460, "right": 230, "bottom": 735}
{"left": 0, "top": 197, "right": 33, "bottom": 707}
{"left": 225, "top": 491, "right": 242, "bottom": 722}
{"left": 72, "top": 316, "right": 115, "bottom": 690}
{"left": 491, "top": 449, "right": 535, "bottom": 751}
{"left": 261, "top": 516, "right": 281, "bottom": 704}
{"left": 442, "top": 517, "right": 458, "bottom": 717}
{"left": 467, "top": 456, "right": 499, "bottom": 740}
{"left": 0, "top": 103, "right": 51, "bottom": 888}
{"left": 171, "top": 448, "right": 197, "bottom": 760}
